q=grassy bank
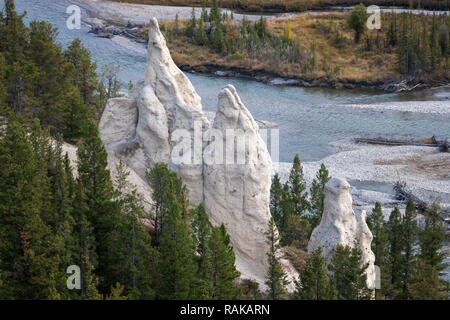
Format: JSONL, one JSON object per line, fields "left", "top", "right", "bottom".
{"left": 142, "top": 7, "right": 448, "bottom": 88}
{"left": 110, "top": 0, "right": 450, "bottom": 12}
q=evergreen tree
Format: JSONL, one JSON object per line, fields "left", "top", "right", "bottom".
{"left": 366, "top": 202, "right": 388, "bottom": 299}
{"left": 294, "top": 247, "right": 336, "bottom": 300}
{"left": 113, "top": 160, "right": 156, "bottom": 299}
{"left": 418, "top": 202, "right": 447, "bottom": 272}
{"left": 156, "top": 190, "right": 197, "bottom": 300}
{"left": 347, "top": 4, "right": 368, "bottom": 43}
{"left": 0, "top": 119, "right": 62, "bottom": 299}
{"left": 76, "top": 122, "right": 120, "bottom": 294}
{"left": 270, "top": 173, "right": 284, "bottom": 229}
{"left": 309, "top": 163, "right": 331, "bottom": 231}
{"left": 385, "top": 207, "right": 404, "bottom": 298}
{"left": 329, "top": 245, "right": 372, "bottom": 300}
{"left": 265, "top": 217, "right": 289, "bottom": 300}
{"left": 146, "top": 163, "right": 188, "bottom": 247}
{"left": 208, "top": 225, "right": 241, "bottom": 299}
{"left": 64, "top": 38, "right": 98, "bottom": 109}
{"left": 288, "top": 154, "right": 309, "bottom": 217}
{"left": 192, "top": 203, "right": 213, "bottom": 299}
{"left": 195, "top": 18, "right": 209, "bottom": 46}
{"left": 400, "top": 197, "right": 418, "bottom": 299}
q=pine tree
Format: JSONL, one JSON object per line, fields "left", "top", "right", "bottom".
{"left": 418, "top": 202, "right": 447, "bottom": 272}
{"left": 146, "top": 163, "right": 187, "bottom": 247}
{"left": 208, "top": 224, "right": 241, "bottom": 299}
{"left": 329, "top": 245, "right": 372, "bottom": 300}
{"left": 385, "top": 207, "right": 403, "bottom": 298}
{"left": 156, "top": 190, "right": 197, "bottom": 300}
{"left": 265, "top": 217, "right": 289, "bottom": 300}
{"left": 270, "top": 173, "right": 284, "bottom": 229}
{"left": 309, "top": 163, "right": 331, "bottom": 231}
{"left": 294, "top": 247, "right": 336, "bottom": 300}
{"left": 0, "top": 119, "right": 62, "bottom": 299}
{"left": 288, "top": 155, "right": 309, "bottom": 217}
{"left": 113, "top": 160, "right": 156, "bottom": 299}
{"left": 64, "top": 38, "right": 98, "bottom": 109}
{"left": 195, "top": 18, "right": 209, "bottom": 46}
{"left": 347, "top": 4, "right": 368, "bottom": 43}
{"left": 76, "top": 122, "right": 120, "bottom": 294}
{"left": 366, "top": 202, "right": 388, "bottom": 299}
{"left": 192, "top": 203, "right": 213, "bottom": 299}
{"left": 400, "top": 197, "right": 418, "bottom": 299}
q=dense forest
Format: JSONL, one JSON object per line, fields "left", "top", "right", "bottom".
{"left": 0, "top": 0, "right": 448, "bottom": 300}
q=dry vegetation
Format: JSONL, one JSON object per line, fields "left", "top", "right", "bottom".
{"left": 156, "top": 13, "right": 400, "bottom": 83}
{"left": 111, "top": 0, "right": 449, "bottom": 12}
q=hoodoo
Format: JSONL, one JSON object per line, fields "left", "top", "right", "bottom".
{"left": 99, "top": 18, "right": 290, "bottom": 289}
{"left": 308, "top": 178, "right": 376, "bottom": 289}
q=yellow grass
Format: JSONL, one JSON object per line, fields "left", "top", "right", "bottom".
{"left": 158, "top": 13, "right": 400, "bottom": 83}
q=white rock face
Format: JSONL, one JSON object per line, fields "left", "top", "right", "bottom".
{"left": 204, "top": 85, "right": 274, "bottom": 288}
{"left": 308, "top": 178, "right": 376, "bottom": 289}
{"left": 98, "top": 18, "right": 293, "bottom": 289}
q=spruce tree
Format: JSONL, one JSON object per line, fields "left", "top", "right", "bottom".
{"left": 270, "top": 173, "right": 284, "bottom": 230}
{"left": 156, "top": 190, "right": 197, "bottom": 300}
{"left": 366, "top": 202, "right": 389, "bottom": 299}
{"left": 0, "top": 119, "right": 61, "bottom": 299}
{"left": 192, "top": 203, "right": 213, "bottom": 299}
{"left": 288, "top": 154, "right": 309, "bottom": 217}
{"left": 294, "top": 247, "right": 336, "bottom": 300}
{"left": 400, "top": 197, "right": 418, "bottom": 299}
{"left": 329, "top": 245, "right": 372, "bottom": 300}
{"left": 113, "top": 160, "right": 156, "bottom": 299}
{"left": 77, "top": 122, "right": 120, "bottom": 294}
{"left": 265, "top": 217, "right": 289, "bottom": 300}
{"left": 385, "top": 207, "right": 404, "bottom": 298}
{"left": 309, "top": 163, "right": 331, "bottom": 231}
{"left": 208, "top": 225, "right": 241, "bottom": 299}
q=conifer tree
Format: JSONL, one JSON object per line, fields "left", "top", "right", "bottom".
{"left": 329, "top": 245, "right": 372, "bottom": 300}
{"left": 366, "top": 202, "right": 388, "bottom": 299}
{"left": 192, "top": 203, "right": 213, "bottom": 299}
{"left": 270, "top": 173, "right": 284, "bottom": 229}
{"left": 265, "top": 217, "right": 289, "bottom": 300}
{"left": 385, "top": 207, "right": 403, "bottom": 298}
{"left": 64, "top": 38, "right": 98, "bottom": 109}
{"left": 156, "top": 190, "right": 197, "bottom": 300}
{"left": 400, "top": 197, "right": 418, "bottom": 299}
{"left": 294, "top": 247, "right": 336, "bottom": 300}
{"left": 288, "top": 154, "right": 309, "bottom": 217}
{"left": 113, "top": 160, "right": 156, "bottom": 299}
{"left": 309, "top": 163, "right": 331, "bottom": 231}
{"left": 77, "top": 122, "right": 121, "bottom": 294}
{"left": 0, "top": 119, "right": 62, "bottom": 299}
{"left": 208, "top": 224, "right": 241, "bottom": 299}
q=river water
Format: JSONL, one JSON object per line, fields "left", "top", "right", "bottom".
{"left": 6, "top": 0, "right": 450, "bottom": 163}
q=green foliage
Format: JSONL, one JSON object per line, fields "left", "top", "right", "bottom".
{"left": 270, "top": 173, "right": 283, "bottom": 229}
{"left": 347, "top": 4, "right": 369, "bottom": 43}
{"left": 155, "top": 189, "right": 197, "bottom": 299}
{"left": 288, "top": 154, "right": 309, "bottom": 217}
{"left": 208, "top": 225, "right": 241, "bottom": 299}
{"left": 329, "top": 245, "right": 373, "bottom": 300}
{"left": 384, "top": 207, "right": 404, "bottom": 298}
{"left": 309, "top": 163, "right": 331, "bottom": 232}
{"left": 294, "top": 247, "right": 336, "bottom": 300}
{"left": 265, "top": 217, "right": 289, "bottom": 300}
